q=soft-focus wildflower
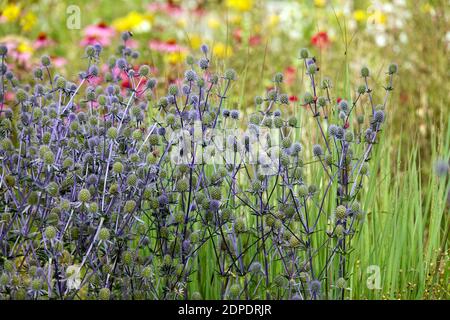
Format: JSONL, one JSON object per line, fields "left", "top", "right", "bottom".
{"left": 368, "top": 10, "right": 387, "bottom": 26}
{"left": 149, "top": 39, "right": 186, "bottom": 53}
{"left": 268, "top": 14, "right": 280, "bottom": 28}
{"left": 289, "top": 95, "right": 298, "bottom": 102}
{"left": 20, "top": 12, "right": 37, "bottom": 31}
{"left": 213, "top": 42, "right": 233, "bottom": 58}
{"left": 284, "top": 66, "right": 297, "bottom": 86}
{"left": 166, "top": 51, "right": 187, "bottom": 65}
{"left": 33, "top": 32, "right": 55, "bottom": 49}
{"left": 81, "top": 22, "right": 116, "bottom": 47}
{"left": 50, "top": 55, "right": 67, "bottom": 68}
{"left": 353, "top": 9, "right": 367, "bottom": 22}
{"left": 420, "top": 3, "right": 434, "bottom": 14}
{"left": 249, "top": 34, "right": 262, "bottom": 47}
{"left": 232, "top": 28, "right": 243, "bottom": 43}
{"left": 188, "top": 34, "right": 202, "bottom": 50}
{"left": 112, "top": 11, "right": 153, "bottom": 33}
{"left": 1, "top": 3, "right": 20, "bottom": 22}
{"left": 313, "top": 0, "right": 327, "bottom": 8}
{"left": 229, "top": 13, "right": 243, "bottom": 26}
{"left": 226, "top": 0, "right": 253, "bottom": 11}
{"left": 311, "top": 31, "right": 330, "bottom": 49}
{"left": 207, "top": 17, "right": 220, "bottom": 30}
{"left": 147, "top": 2, "right": 183, "bottom": 17}
{"left": 3, "top": 38, "right": 34, "bottom": 67}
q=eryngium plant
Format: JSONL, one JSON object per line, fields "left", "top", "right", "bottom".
{"left": 0, "top": 36, "right": 396, "bottom": 300}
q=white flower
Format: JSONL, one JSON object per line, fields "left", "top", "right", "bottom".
{"left": 375, "top": 34, "right": 387, "bottom": 47}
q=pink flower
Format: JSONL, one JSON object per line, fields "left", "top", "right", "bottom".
{"left": 4, "top": 42, "right": 32, "bottom": 69}
{"left": 232, "top": 28, "right": 242, "bottom": 43}
{"left": 149, "top": 39, "right": 186, "bottom": 53}
{"left": 33, "top": 33, "right": 55, "bottom": 50}
{"left": 87, "top": 75, "right": 103, "bottom": 86}
{"left": 148, "top": 2, "right": 183, "bottom": 17}
{"left": 248, "top": 34, "right": 262, "bottom": 47}
{"left": 5, "top": 92, "right": 15, "bottom": 101}
{"left": 81, "top": 22, "right": 116, "bottom": 47}
{"left": 284, "top": 66, "right": 296, "bottom": 86}
{"left": 50, "top": 56, "right": 67, "bottom": 68}
{"left": 125, "top": 39, "right": 139, "bottom": 49}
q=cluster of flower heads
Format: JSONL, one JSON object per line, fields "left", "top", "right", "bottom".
{"left": 0, "top": 34, "right": 396, "bottom": 300}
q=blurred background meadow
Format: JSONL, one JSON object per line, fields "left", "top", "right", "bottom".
{"left": 0, "top": 0, "right": 448, "bottom": 299}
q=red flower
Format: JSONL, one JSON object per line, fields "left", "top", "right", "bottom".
{"left": 311, "top": 31, "right": 330, "bottom": 49}
{"left": 289, "top": 95, "right": 298, "bottom": 102}
{"left": 37, "top": 32, "right": 47, "bottom": 41}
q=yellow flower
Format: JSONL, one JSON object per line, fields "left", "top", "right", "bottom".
{"left": 268, "top": 14, "right": 279, "bottom": 28}
{"left": 213, "top": 43, "right": 233, "bottom": 58}
{"left": 176, "top": 18, "right": 187, "bottom": 28}
{"left": 17, "top": 42, "right": 33, "bottom": 54}
{"left": 420, "top": 3, "right": 433, "bottom": 13}
{"left": 229, "top": 13, "right": 242, "bottom": 26}
{"left": 207, "top": 17, "right": 220, "bottom": 30}
{"left": 369, "top": 10, "right": 386, "bottom": 25}
{"left": 226, "top": 0, "right": 253, "bottom": 12}
{"left": 166, "top": 51, "right": 186, "bottom": 65}
{"left": 188, "top": 34, "right": 202, "bottom": 50}
{"left": 334, "top": 10, "right": 344, "bottom": 18}
{"left": 353, "top": 10, "right": 366, "bottom": 22}
{"left": 314, "top": 0, "right": 326, "bottom": 8}
{"left": 20, "top": 12, "right": 37, "bottom": 32}
{"left": 112, "top": 11, "right": 153, "bottom": 32}
{"left": 2, "top": 3, "right": 21, "bottom": 22}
